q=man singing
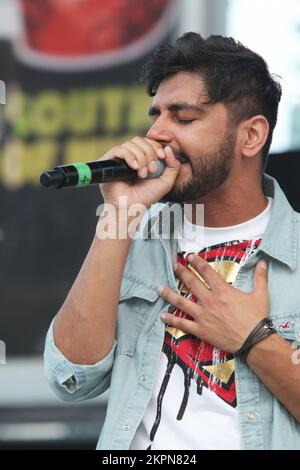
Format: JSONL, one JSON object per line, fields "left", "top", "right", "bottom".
{"left": 44, "top": 32, "right": 300, "bottom": 450}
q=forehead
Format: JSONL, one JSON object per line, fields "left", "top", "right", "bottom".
{"left": 152, "top": 71, "right": 208, "bottom": 108}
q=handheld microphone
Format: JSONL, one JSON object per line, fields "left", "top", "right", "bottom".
{"left": 40, "top": 158, "right": 165, "bottom": 189}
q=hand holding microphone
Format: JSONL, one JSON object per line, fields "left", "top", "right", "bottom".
{"left": 40, "top": 137, "right": 181, "bottom": 209}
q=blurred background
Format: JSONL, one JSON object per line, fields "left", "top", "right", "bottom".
{"left": 0, "top": 0, "right": 299, "bottom": 450}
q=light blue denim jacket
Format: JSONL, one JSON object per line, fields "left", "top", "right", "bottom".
{"left": 44, "top": 174, "right": 300, "bottom": 450}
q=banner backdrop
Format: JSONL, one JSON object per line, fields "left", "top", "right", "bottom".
{"left": 0, "top": 0, "right": 177, "bottom": 355}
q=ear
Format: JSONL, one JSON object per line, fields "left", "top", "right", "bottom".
{"left": 240, "top": 115, "right": 269, "bottom": 159}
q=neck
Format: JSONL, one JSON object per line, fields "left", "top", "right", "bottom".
{"left": 186, "top": 172, "right": 268, "bottom": 228}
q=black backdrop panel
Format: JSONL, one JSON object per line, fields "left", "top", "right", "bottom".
{"left": 266, "top": 151, "right": 300, "bottom": 213}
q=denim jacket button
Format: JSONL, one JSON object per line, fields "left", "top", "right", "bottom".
{"left": 123, "top": 424, "right": 130, "bottom": 431}
{"left": 247, "top": 412, "right": 255, "bottom": 421}
{"left": 140, "top": 375, "right": 147, "bottom": 383}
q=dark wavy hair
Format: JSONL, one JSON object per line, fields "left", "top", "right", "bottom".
{"left": 141, "top": 32, "right": 282, "bottom": 169}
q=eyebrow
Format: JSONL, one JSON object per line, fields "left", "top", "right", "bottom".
{"left": 148, "top": 102, "right": 206, "bottom": 117}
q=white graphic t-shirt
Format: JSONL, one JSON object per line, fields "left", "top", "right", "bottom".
{"left": 130, "top": 198, "right": 273, "bottom": 450}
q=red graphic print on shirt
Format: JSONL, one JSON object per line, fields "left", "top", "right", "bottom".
{"left": 149, "top": 239, "right": 261, "bottom": 443}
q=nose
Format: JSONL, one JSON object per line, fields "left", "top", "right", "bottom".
{"left": 146, "top": 117, "right": 173, "bottom": 145}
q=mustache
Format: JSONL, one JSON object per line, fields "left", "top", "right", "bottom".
{"left": 166, "top": 147, "right": 189, "bottom": 164}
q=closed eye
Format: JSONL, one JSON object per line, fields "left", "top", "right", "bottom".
{"left": 176, "top": 118, "right": 196, "bottom": 125}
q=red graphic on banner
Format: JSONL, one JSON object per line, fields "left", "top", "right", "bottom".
{"left": 21, "top": 0, "right": 171, "bottom": 55}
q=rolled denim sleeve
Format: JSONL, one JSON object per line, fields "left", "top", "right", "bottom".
{"left": 43, "top": 318, "right": 116, "bottom": 402}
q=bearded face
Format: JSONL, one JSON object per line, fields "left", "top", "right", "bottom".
{"left": 163, "top": 127, "right": 237, "bottom": 203}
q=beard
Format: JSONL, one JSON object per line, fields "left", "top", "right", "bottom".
{"left": 163, "top": 128, "right": 236, "bottom": 203}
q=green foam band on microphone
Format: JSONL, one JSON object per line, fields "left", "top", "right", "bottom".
{"left": 73, "top": 163, "right": 92, "bottom": 186}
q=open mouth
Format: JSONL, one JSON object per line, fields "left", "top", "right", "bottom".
{"left": 166, "top": 148, "right": 189, "bottom": 165}
{"left": 173, "top": 152, "right": 189, "bottom": 164}
{"left": 177, "top": 156, "right": 189, "bottom": 164}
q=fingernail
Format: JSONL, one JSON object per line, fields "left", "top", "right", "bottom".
{"left": 149, "top": 161, "right": 157, "bottom": 173}
{"left": 157, "top": 149, "right": 165, "bottom": 159}
{"left": 160, "top": 313, "right": 167, "bottom": 321}
{"left": 157, "top": 285, "right": 165, "bottom": 295}
{"left": 131, "top": 160, "right": 139, "bottom": 170}
{"left": 172, "top": 262, "right": 178, "bottom": 271}
{"left": 188, "top": 254, "right": 194, "bottom": 263}
{"left": 260, "top": 260, "right": 268, "bottom": 270}
{"left": 140, "top": 166, "right": 148, "bottom": 178}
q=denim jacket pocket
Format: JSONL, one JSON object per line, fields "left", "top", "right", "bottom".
{"left": 116, "top": 274, "right": 160, "bottom": 357}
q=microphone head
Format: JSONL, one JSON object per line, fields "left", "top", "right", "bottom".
{"left": 146, "top": 160, "right": 165, "bottom": 179}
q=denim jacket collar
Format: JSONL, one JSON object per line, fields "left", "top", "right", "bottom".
{"left": 259, "top": 174, "right": 297, "bottom": 271}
